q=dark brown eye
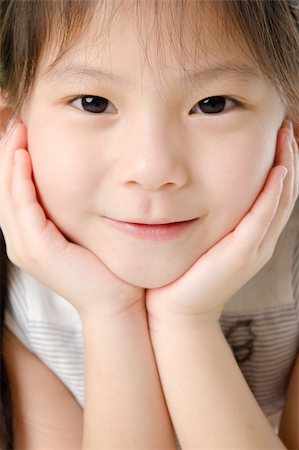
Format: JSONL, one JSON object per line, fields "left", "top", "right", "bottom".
{"left": 191, "top": 96, "right": 238, "bottom": 114}
{"left": 80, "top": 96, "right": 109, "bottom": 113}
{"left": 71, "top": 96, "right": 116, "bottom": 114}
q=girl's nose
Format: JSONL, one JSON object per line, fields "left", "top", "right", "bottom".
{"left": 113, "top": 118, "right": 190, "bottom": 192}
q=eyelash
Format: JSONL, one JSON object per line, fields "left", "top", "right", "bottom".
{"left": 69, "top": 95, "right": 242, "bottom": 115}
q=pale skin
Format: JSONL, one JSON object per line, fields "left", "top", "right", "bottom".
{"left": 0, "top": 3, "right": 299, "bottom": 448}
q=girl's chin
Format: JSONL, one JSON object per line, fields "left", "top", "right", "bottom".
{"left": 111, "top": 267, "right": 180, "bottom": 289}
{"left": 105, "top": 259, "right": 187, "bottom": 289}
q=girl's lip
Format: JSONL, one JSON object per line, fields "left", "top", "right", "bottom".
{"left": 103, "top": 217, "right": 199, "bottom": 240}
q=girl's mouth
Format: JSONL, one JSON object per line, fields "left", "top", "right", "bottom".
{"left": 103, "top": 217, "right": 199, "bottom": 240}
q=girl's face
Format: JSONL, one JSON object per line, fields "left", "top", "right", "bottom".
{"left": 21, "top": 4, "right": 285, "bottom": 288}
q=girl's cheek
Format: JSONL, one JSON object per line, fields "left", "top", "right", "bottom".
{"left": 205, "top": 130, "right": 276, "bottom": 225}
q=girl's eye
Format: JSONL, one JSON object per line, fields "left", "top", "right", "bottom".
{"left": 190, "top": 96, "right": 240, "bottom": 115}
{"left": 69, "top": 95, "right": 240, "bottom": 115}
{"left": 70, "top": 96, "right": 116, "bottom": 114}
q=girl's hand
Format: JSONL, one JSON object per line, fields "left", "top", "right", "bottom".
{"left": 0, "top": 120, "right": 145, "bottom": 318}
{"left": 146, "top": 121, "right": 299, "bottom": 327}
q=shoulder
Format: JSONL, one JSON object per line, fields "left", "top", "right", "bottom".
{"left": 3, "top": 326, "right": 83, "bottom": 449}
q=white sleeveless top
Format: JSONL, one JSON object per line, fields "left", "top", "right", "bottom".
{"left": 5, "top": 200, "right": 299, "bottom": 441}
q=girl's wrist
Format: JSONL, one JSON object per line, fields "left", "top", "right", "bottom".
{"left": 147, "top": 308, "right": 222, "bottom": 335}
{"left": 79, "top": 295, "right": 147, "bottom": 330}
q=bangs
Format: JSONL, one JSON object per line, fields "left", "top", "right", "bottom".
{"left": 1, "top": 0, "right": 298, "bottom": 123}
{"left": 39, "top": 0, "right": 253, "bottom": 96}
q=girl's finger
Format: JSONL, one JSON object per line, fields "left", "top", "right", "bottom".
{"left": 0, "top": 122, "right": 22, "bottom": 205}
{"left": 236, "top": 123, "right": 295, "bottom": 260}
{"left": 0, "top": 122, "right": 29, "bottom": 262}
{"left": 7, "top": 142, "right": 69, "bottom": 277}
{"left": 273, "top": 123, "right": 294, "bottom": 211}
{"left": 0, "top": 121, "right": 28, "bottom": 222}
{"left": 12, "top": 148, "right": 49, "bottom": 239}
{"left": 258, "top": 124, "right": 298, "bottom": 253}
{"left": 233, "top": 164, "right": 286, "bottom": 256}
{"left": 278, "top": 122, "right": 297, "bottom": 203}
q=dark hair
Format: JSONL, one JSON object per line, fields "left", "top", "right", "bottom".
{"left": 0, "top": 0, "right": 298, "bottom": 447}
{"left": 0, "top": 0, "right": 298, "bottom": 129}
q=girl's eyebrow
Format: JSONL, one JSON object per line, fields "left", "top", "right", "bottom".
{"left": 43, "top": 62, "right": 261, "bottom": 86}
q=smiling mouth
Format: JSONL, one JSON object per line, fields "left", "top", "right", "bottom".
{"left": 103, "top": 217, "right": 199, "bottom": 240}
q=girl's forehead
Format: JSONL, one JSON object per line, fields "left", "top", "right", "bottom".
{"left": 41, "top": 0, "right": 256, "bottom": 81}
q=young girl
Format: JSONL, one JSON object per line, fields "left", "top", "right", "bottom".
{"left": 0, "top": 0, "right": 298, "bottom": 448}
